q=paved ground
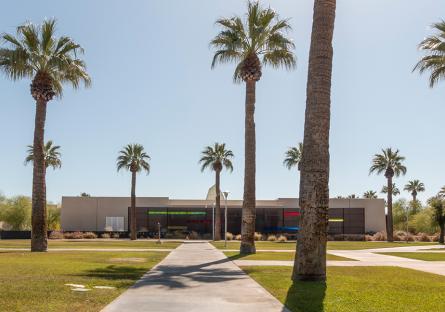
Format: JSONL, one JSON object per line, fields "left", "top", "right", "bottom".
{"left": 101, "top": 242, "right": 289, "bottom": 312}
{"left": 234, "top": 244, "right": 445, "bottom": 277}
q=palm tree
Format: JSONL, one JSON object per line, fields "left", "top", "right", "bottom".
{"left": 381, "top": 183, "right": 400, "bottom": 196}
{"left": 25, "top": 140, "right": 61, "bottom": 170}
{"left": 413, "top": 21, "right": 445, "bottom": 87}
{"left": 293, "top": 0, "right": 337, "bottom": 282}
{"left": 116, "top": 144, "right": 150, "bottom": 240}
{"left": 0, "top": 19, "right": 91, "bottom": 252}
{"left": 363, "top": 190, "right": 378, "bottom": 199}
{"left": 404, "top": 180, "right": 425, "bottom": 202}
{"left": 210, "top": 1, "right": 296, "bottom": 254}
{"left": 369, "top": 148, "right": 407, "bottom": 242}
{"left": 199, "top": 143, "right": 234, "bottom": 241}
{"left": 283, "top": 142, "right": 303, "bottom": 170}
{"left": 439, "top": 186, "right": 445, "bottom": 198}
{"left": 429, "top": 196, "right": 445, "bottom": 244}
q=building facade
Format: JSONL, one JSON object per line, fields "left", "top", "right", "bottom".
{"left": 61, "top": 196, "right": 385, "bottom": 236}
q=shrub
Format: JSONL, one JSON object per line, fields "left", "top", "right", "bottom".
{"left": 365, "top": 234, "right": 374, "bottom": 241}
{"left": 277, "top": 235, "right": 287, "bottom": 242}
{"left": 63, "top": 231, "right": 83, "bottom": 239}
{"left": 49, "top": 231, "right": 63, "bottom": 239}
{"left": 393, "top": 231, "right": 406, "bottom": 241}
{"left": 405, "top": 233, "right": 415, "bottom": 242}
{"left": 415, "top": 232, "right": 431, "bottom": 242}
{"left": 431, "top": 234, "right": 439, "bottom": 242}
{"left": 226, "top": 232, "right": 233, "bottom": 240}
{"left": 82, "top": 232, "right": 97, "bottom": 239}
{"left": 235, "top": 234, "right": 242, "bottom": 240}
{"left": 100, "top": 233, "right": 111, "bottom": 239}
{"left": 189, "top": 231, "right": 199, "bottom": 240}
{"left": 267, "top": 234, "right": 277, "bottom": 241}
{"left": 111, "top": 232, "right": 120, "bottom": 239}
{"left": 254, "top": 232, "right": 262, "bottom": 241}
{"left": 373, "top": 231, "right": 387, "bottom": 241}
{"left": 344, "top": 234, "right": 365, "bottom": 241}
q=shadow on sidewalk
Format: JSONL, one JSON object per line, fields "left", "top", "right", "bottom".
{"left": 282, "top": 281, "right": 326, "bottom": 312}
{"left": 131, "top": 257, "right": 245, "bottom": 289}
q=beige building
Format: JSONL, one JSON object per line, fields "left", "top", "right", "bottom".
{"left": 61, "top": 196, "right": 385, "bottom": 236}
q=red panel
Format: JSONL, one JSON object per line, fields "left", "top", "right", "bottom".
{"left": 284, "top": 211, "right": 300, "bottom": 217}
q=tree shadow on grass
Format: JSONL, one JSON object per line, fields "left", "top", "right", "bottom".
{"left": 76, "top": 265, "right": 148, "bottom": 281}
{"left": 283, "top": 280, "right": 326, "bottom": 312}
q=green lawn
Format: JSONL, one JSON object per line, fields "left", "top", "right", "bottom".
{"left": 211, "top": 241, "right": 435, "bottom": 250}
{"left": 243, "top": 266, "right": 445, "bottom": 312}
{"left": 223, "top": 251, "right": 353, "bottom": 261}
{"left": 0, "top": 251, "right": 168, "bottom": 312}
{"left": 0, "top": 239, "right": 181, "bottom": 249}
{"left": 379, "top": 252, "right": 445, "bottom": 261}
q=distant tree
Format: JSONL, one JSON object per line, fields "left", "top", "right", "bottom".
{"left": 363, "top": 190, "right": 378, "bottom": 199}
{"left": 404, "top": 180, "right": 425, "bottom": 203}
{"left": 0, "top": 196, "right": 32, "bottom": 230}
{"left": 25, "top": 140, "right": 61, "bottom": 170}
{"left": 370, "top": 148, "right": 406, "bottom": 242}
{"left": 199, "top": 143, "right": 234, "bottom": 240}
{"left": 47, "top": 204, "right": 60, "bottom": 230}
{"left": 347, "top": 194, "right": 358, "bottom": 199}
{"left": 283, "top": 143, "right": 303, "bottom": 171}
{"left": 80, "top": 192, "right": 91, "bottom": 197}
{"left": 0, "top": 19, "right": 91, "bottom": 251}
{"left": 117, "top": 144, "right": 150, "bottom": 240}
{"left": 381, "top": 183, "right": 400, "bottom": 196}
{"left": 413, "top": 21, "right": 445, "bottom": 87}
{"left": 210, "top": 1, "right": 296, "bottom": 255}
{"left": 438, "top": 186, "right": 445, "bottom": 198}
{"left": 429, "top": 197, "right": 445, "bottom": 244}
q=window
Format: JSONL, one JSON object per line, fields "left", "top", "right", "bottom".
{"left": 105, "top": 217, "right": 124, "bottom": 231}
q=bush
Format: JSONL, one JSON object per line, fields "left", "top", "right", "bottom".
{"left": 405, "top": 233, "right": 415, "bottom": 242}
{"left": 63, "top": 231, "right": 83, "bottom": 239}
{"left": 365, "top": 234, "right": 374, "bottom": 241}
{"left": 277, "top": 235, "right": 287, "bottom": 242}
{"left": 373, "top": 231, "right": 387, "bottom": 241}
{"left": 415, "top": 232, "right": 431, "bottom": 242}
{"left": 100, "top": 233, "right": 111, "bottom": 239}
{"left": 393, "top": 231, "right": 407, "bottom": 241}
{"left": 431, "top": 234, "right": 440, "bottom": 242}
{"left": 49, "top": 231, "right": 63, "bottom": 239}
{"left": 235, "top": 234, "right": 242, "bottom": 240}
{"left": 226, "top": 232, "right": 233, "bottom": 240}
{"left": 254, "top": 232, "right": 262, "bottom": 241}
{"left": 83, "top": 232, "right": 97, "bottom": 239}
{"left": 267, "top": 234, "right": 277, "bottom": 241}
{"left": 189, "top": 231, "right": 199, "bottom": 240}
{"left": 111, "top": 232, "right": 120, "bottom": 239}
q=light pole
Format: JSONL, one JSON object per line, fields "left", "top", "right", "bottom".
{"left": 157, "top": 221, "right": 162, "bottom": 244}
{"left": 222, "top": 191, "right": 230, "bottom": 248}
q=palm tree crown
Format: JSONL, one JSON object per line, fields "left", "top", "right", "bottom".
{"left": 363, "top": 190, "right": 377, "bottom": 199}
{"left": 199, "top": 143, "right": 234, "bottom": 172}
{"left": 210, "top": 1, "right": 296, "bottom": 82}
{"left": 0, "top": 19, "right": 91, "bottom": 99}
{"left": 25, "top": 140, "right": 61, "bottom": 170}
{"left": 283, "top": 142, "right": 303, "bottom": 170}
{"left": 369, "top": 148, "right": 407, "bottom": 178}
{"left": 117, "top": 144, "right": 150, "bottom": 174}
{"left": 413, "top": 21, "right": 445, "bottom": 88}
{"left": 404, "top": 180, "right": 425, "bottom": 196}
{"left": 439, "top": 186, "right": 445, "bottom": 198}
{"left": 381, "top": 183, "right": 400, "bottom": 196}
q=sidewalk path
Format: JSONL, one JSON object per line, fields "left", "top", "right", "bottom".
{"left": 101, "top": 242, "right": 289, "bottom": 312}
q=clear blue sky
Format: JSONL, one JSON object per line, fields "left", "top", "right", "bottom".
{"left": 1, "top": 0, "right": 444, "bottom": 204}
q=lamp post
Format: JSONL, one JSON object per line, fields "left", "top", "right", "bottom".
{"left": 157, "top": 221, "right": 162, "bottom": 244}
{"left": 222, "top": 191, "right": 230, "bottom": 248}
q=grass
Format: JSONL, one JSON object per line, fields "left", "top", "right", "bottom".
{"left": 379, "top": 252, "right": 445, "bottom": 261}
{"left": 0, "top": 250, "right": 168, "bottom": 312}
{"left": 211, "top": 240, "right": 435, "bottom": 250}
{"left": 242, "top": 266, "right": 445, "bottom": 312}
{"left": 223, "top": 251, "right": 353, "bottom": 261}
{"left": 0, "top": 239, "right": 181, "bottom": 249}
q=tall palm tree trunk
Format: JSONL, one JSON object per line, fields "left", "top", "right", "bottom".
{"left": 240, "top": 80, "right": 256, "bottom": 254}
{"left": 386, "top": 177, "right": 394, "bottom": 242}
{"left": 214, "top": 169, "right": 222, "bottom": 241}
{"left": 293, "top": 0, "right": 336, "bottom": 281}
{"left": 412, "top": 192, "right": 417, "bottom": 203}
{"left": 130, "top": 171, "right": 137, "bottom": 240}
{"left": 31, "top": 100, "right": 48, "bottom": 252}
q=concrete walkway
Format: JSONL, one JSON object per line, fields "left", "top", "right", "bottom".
{"left": 233, "top": 244, "right": 445, "bottom": 277}
{"left": 101, "top": 242, "right": 289, "bottom": 312}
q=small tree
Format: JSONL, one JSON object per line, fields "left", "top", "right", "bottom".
{"left": 429, "top": 197, "right": 445, "bottom": 244}
{"left": 283, "top": 143, "right": 303, "bottom": 171}
{"left": 363, "top": 190, "right": 377, "bottom": 199}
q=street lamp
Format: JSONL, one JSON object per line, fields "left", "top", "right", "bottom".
{"left": 222, "top": 191, "right": 230, "bottom": 248}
